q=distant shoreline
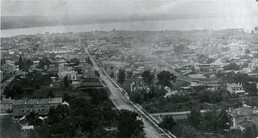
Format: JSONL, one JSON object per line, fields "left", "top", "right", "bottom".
{"left": 1, "top": 15, "right": 200, "bottom": 30}
{"left": 1, "top": 15, "right": 257, "bottom": 30}
{"left": 1, "top": 16, "right": 257, "bottom": 38}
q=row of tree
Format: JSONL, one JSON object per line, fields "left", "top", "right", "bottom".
{"left": 18, "top": 55, "right": 33, "bottom": 71}
{"left": 118, "top": 69, "right": 177, "bottom": 89}
{"left": 159, "top": 108, "right": 230, "bottom": 137}
{"left": 4, "top": 71, "right": 53, "bottom": 99}
{"left": 23, "top": 89, "right": 145, "bottom": 138}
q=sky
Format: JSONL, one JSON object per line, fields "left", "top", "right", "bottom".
{"left": 1, "top": 0, "right": 258, "bottom": 33}
{"left": 1, "top": 0, "right": 258, "bottom": 18}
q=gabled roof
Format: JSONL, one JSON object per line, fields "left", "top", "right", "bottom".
{"left": 13, "top": 98, "right": 62, "bottom": 105}
{"left": 228, "top": 107, "right": 257, "bottom": 117}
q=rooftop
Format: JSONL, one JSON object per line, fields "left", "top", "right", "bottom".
{"left": 228, "top": 107, "right": 258, "bottom": 117}
{"left": 13, "top": 98, "right": 62, "bottom": 105}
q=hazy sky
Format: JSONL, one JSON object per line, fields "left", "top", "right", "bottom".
{"left": 2, "top": 0, "right": 258, "bottom": 19}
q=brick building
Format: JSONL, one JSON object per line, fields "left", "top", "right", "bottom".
{"left": 13, "top": 98, "right": 62, "bottom": 117}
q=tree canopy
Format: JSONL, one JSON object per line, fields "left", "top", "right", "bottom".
{"left": 142, "top": 70, "right": 154, "bottom": 86}
{"left": 224, "top": 63, "right": 240, "bottom": 70}
{"left": 118, "top": 69, "right": 125, "bottom": 85}
{"left": 0, "top": 116, "right": 22, "bottom": 138}
{"left": 63, "top": 75, "right": 70, "bottom": 88}
{"left": 157, "top": 71, "right": 177, "bottom": 88}
{"left": 117, "top": 110, "right": 144, "bottom": 138}
{"left": 159, "top": 116, "right": 176, "bottom": 131}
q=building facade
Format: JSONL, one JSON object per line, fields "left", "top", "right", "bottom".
{"left": 227, "top": 83, "right": 245, "bottom": 94}
{"left": 13, "top": 98, "right": 62, "bottom": 117}
{"left": 1, "top": 63, "right": 16, "bottom": 77}
{"left": 228, "top": 106, "right": 258, "bottom": 129}
{"left": 0, "top": 98, "right": 13, "bottom": 113}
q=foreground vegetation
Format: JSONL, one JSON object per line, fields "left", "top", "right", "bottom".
{"left": 1, "top": 88, "right": 145, "bottom": 138}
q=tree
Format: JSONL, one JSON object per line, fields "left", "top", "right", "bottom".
{"left": 1, "top": 58, "right": 6, "bottom": 65}
{"left": 217, "top": 109, "right": 230, "bottom": 133}
{"left": 159, "top": 116, "right": 176, "bottom": 131}
{"left": 63, "top": 75, "right": 70, "bottom": 88}
{"left": 117, "top": 110, "right": 144, "bottom": 138}
{"left": 181, "top": 125, "right": 200, "bottom": 138}
{"left": 110, "top": 72, "right": 114, "bottom": 78}
{"left": 26, "top": 111, "right": 42, "bottom": 126}
{"left": 88, "top": 88, "right": 109, "bottom": 105}
{"left": 91, "top": 126, "right": 107, "bottom": 138}
{"left": 48, "top": 105, "right": 70, "bottom": 125}
{"left": 126, "top": 71, "right": 133, "bottom": 78}
{"left": 94, "top": 70, "right": 100, "bottom": 77}
{"left": 188, "top": 108, "right": 201, "bottom": 128}
{"left": 130, "top": 90, "right": 144, "bottom": 104}
{"left": 38, "top": 58, "right": 51, "bottom": 69}
{"left": 118, "top": 69, "right": 125, "bottom": 85}
{"left": 70, "top": 58, "right": 80, "bottom": 65}
{"left": 199, "top": 109, "right": 218, "bottom": 133}
{"left": 142, "top": 70, "right": 154, "bottom": 86}
{"left": 157, "top": 71, "right": 177, "bottom": 88}
{"left": 242, "top": 124, "right": 257, "bottom": 138}
{"left": 63, "top": 93, "right": 73, "bottom": 102}
{"left": 224, "top": 63, "right": 240, "bottom": 70}
{"left": 242, "top": 61, "right": 250, "bottom": 68}
{"left": 0, "top": 116, "right": 22, "bottom": 138}
{"left": 245, "top": 49, "right": 251, "bottom": 54}
{"left": 245, "top": 83, "right": 257, "bottom": 96}
{"left": 86, "top": 57, "right": 93, "bottom": 66}
{"left": 19, "top": 55, "right": 24, "bottom": 70}
{"left": 47, "top": 90, "right": 55, "bottom": 98}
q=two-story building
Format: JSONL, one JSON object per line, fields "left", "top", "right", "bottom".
{"left": 228, "top": 106, "right": 258, "bottom": 129}
{"left": 1, "top": 63, "right": 16, "bottom": 77}
{"left": 227, "top": 83, "right": 245, "bottom": 95}
{"left": 0, "top": 98, "right": 13, "bottom": 113}
{"left": 13, "top": 98, "right": 62, "bottom": 117}
{"left": 58, "top": 64, "right": 78, "bottom": 80}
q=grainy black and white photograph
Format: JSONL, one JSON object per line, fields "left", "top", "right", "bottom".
{"left": 0, "top": 0, "right": 258, "bottom": 138}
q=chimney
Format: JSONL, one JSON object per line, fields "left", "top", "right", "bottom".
{"left": 130, "top": 82, "right": 135, "bottom": 92}
{"left": 253, "top": 106, "right": 258, "bottom": 114}
{"left": 228, "top": 107, "right": 232, "bottom": 112}
{"left": 237, "top": 109, "right": 240, "bottom": 115}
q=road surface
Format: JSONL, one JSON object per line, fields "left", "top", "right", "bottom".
{"left": 83, "top": 46, "right": 175, "bottom": 138}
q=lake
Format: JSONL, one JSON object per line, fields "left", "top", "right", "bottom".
{"left": 1, "top": 16, "right": 258, "bottom": 38}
